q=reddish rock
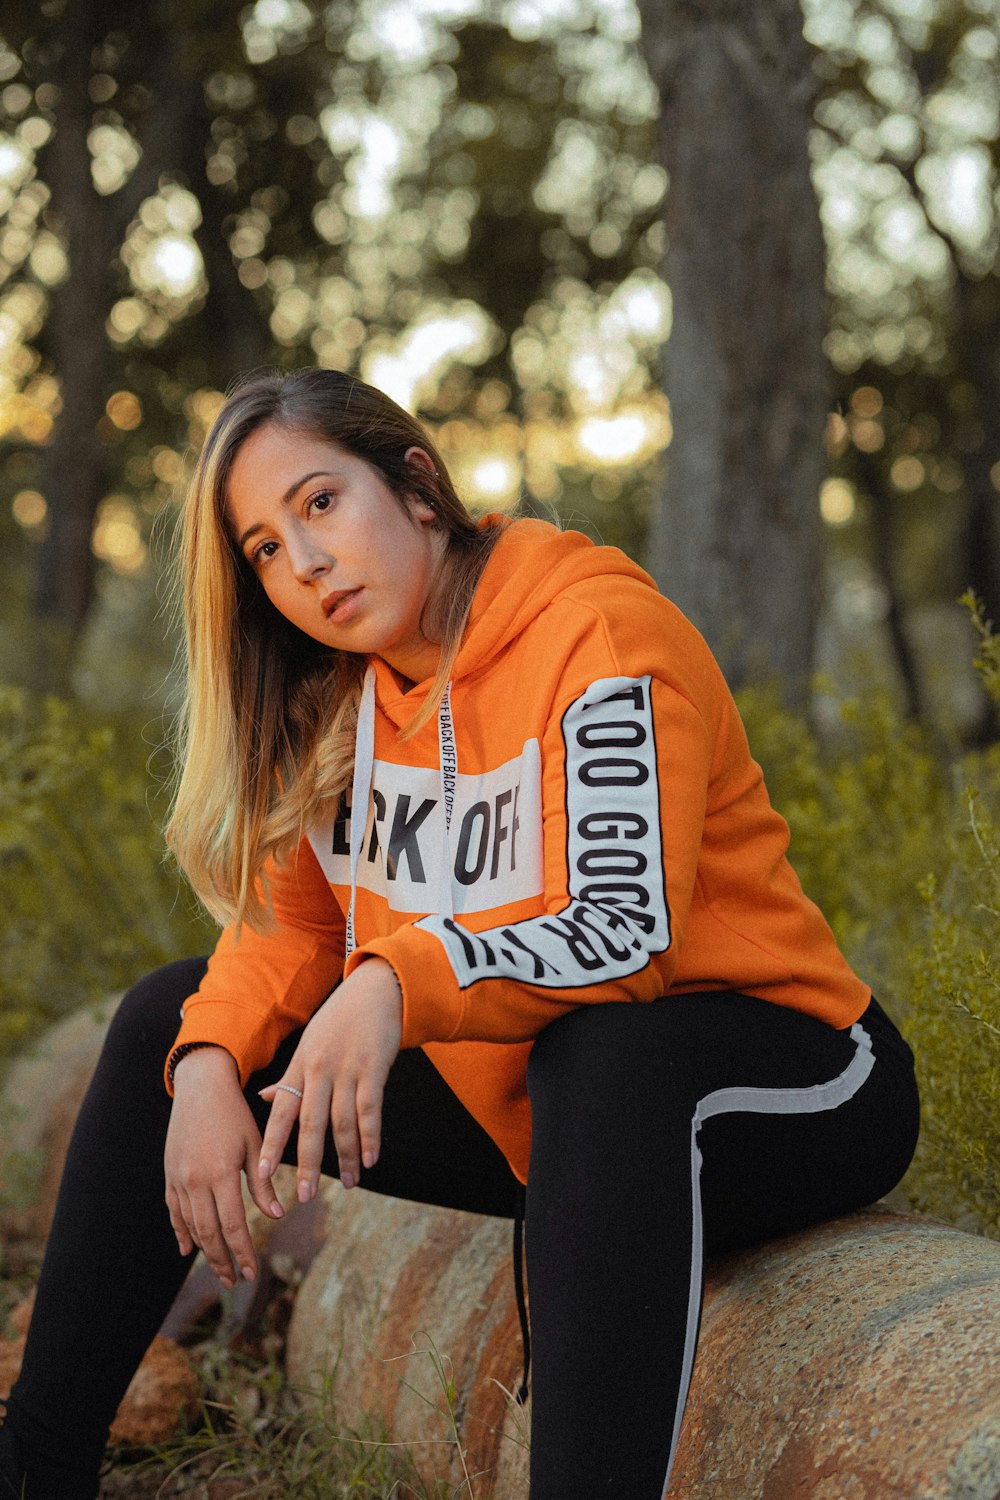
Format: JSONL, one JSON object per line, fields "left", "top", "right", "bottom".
{"left": 291, "top": 1201, "right": 1000, "bottom": 1500}
{"left": 108, "top": 1336, "right": 200, "bottom": 1446}
{"left": 285, "top": 1189, "right": 525, "bottom": 1494}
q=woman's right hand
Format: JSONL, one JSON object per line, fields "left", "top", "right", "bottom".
{"left": 164, "top": 1046, "right": 284, "bottom": 1289}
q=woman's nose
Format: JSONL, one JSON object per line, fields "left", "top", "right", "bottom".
{"left": 288, "top": 533, "right": 332, "bottom": 583}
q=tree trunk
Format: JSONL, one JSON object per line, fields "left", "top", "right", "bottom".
{"left": 31, "top": 2, "right": 116, "bottom": 692}
{"left": 26, "top": 3, "right": 269, "bottom": 692}
{"left": 636, "top": 0, "right": 828, "bottom": 705}
{"left": 953, "top": 265, "right": 1000, "bottom": 741}
{"left": 853, "top": 447, "right": 923, "bottom": 721}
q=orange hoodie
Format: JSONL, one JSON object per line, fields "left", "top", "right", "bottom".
{"left": 166, "top": 518, "right": 870, "bottom": 1181}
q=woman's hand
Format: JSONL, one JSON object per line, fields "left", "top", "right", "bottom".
{"left": 165, "top": 1046, "right": 284, "bottom": 1289}
{"left": 258, "top": 958, "right": 402, "bottom": 1204}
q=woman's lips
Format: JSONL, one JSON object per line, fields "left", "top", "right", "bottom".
{"left": 322, "top": 587, "right": 363, "bottom": 624}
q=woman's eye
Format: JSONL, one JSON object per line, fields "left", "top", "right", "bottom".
{"left": 309, "top": 490, "right": 334, "bottom": 515}
{"left": 253, "top": 540, "right": 278, "bottom": 564}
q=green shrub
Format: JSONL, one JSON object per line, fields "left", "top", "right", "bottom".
{"left": 737, "top": 597, "right": 1000, "bottom": 1240}
{"left": 0, "top": 687, "right": 215, "bottom": 1068}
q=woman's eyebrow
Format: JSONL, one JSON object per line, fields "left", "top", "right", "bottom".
{"left": 236, "top": 470, "right": 334, "bottom": 552}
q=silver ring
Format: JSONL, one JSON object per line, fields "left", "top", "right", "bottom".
{"left": 275, "top": 1083, "right": 303, "bottom": 1099}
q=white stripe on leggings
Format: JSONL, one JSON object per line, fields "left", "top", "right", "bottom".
{"left": 659, "top": 1019, "right": 876, "bottom": 1499}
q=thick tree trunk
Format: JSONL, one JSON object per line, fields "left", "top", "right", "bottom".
{"left": 31, "top": 3, "right": 116, "bottom": 692}
{"left": 26, "top": 3, "right": 271, "bottom": 692}
{"left": 636, "top": 0, "right": 828, "bottom": 705}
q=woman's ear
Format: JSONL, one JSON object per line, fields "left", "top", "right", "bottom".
{"left": 403, "top": 445, "right": 439, "bottom": 524}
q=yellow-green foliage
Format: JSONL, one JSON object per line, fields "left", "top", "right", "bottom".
{"left": 903, "top": 597, "right": 1000, "bottom": 1235}
{"left": 0, "top": 687, "right": 215, "bottom": 1067}
{"left": 738, "top": 599, "right": 1000, "bottom": 1240}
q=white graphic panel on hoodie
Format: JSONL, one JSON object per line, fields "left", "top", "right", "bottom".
{"left": 419, "top": 675, "right": 670, "bottom": 991}
{"left": 308, "top": 740, "right": 544, "bottom": 916}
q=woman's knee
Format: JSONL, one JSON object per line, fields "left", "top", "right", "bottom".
{"left": 101, "top": 956, "right": 209, "bottom": 1070}
{"left": 529, "top": 1003, "right": 614, "bottom": 1097}
{"left": 527, "top": 1000, "right": 669, "bottom": 1116}
{"left": 527, "top": 998, "right": 721, "bottom": 1141}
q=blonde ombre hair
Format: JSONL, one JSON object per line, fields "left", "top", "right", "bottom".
{"left": 166, "top": 368, "right": 502, "bottom": 930}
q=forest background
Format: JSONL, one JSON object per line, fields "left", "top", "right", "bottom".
{"left": 0, "top": 0, "right": 998, "bottom": 1253}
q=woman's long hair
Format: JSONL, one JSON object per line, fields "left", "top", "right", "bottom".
{"left": 165, "top": 368, "right": 502, "bottom": 930}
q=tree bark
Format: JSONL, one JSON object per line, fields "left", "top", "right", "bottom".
{"left": 26, "top": 2, "right": 269, "bottom": 691}
{"left": 636, "top": 0, "right": 828, "bottom": 705}
{"left": 31, "top": 1, "right": 117, "bottom": 692}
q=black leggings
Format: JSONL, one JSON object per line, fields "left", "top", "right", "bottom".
{"left": 1, "top": 961, "right": 919, "bottom": 1499}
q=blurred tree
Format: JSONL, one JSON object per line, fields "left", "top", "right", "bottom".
{"left": 1, "top": 0, "right": 347, "bottom": 688}
{"left": 809, "top": 0, "right": 1000, "bottom": 737}
{"left": 636, "top": 0, "right": 829, "bottom": 707}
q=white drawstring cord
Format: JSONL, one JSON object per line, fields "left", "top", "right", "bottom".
{"left": 345, "top": 666, "right": 376, "bottom": 956}
{"left": 436, "top": 682, "right": 457, "bottom": 922}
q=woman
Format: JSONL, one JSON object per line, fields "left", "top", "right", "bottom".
{"left": 0, "top": 368, "right": 919, "bottom": 1499}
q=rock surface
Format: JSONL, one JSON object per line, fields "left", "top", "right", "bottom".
{"left": 287, "top": 1194, "right": 1000, "bottom": 1499}
{"left": 669, "top": 1208, "right": 1000, "bottom": 1500}
{"left": 0, "top": 998, "right": 120, "bottom": 1245}
{"left": 285, "top": 1187, "right": 525, "bottom": 1493}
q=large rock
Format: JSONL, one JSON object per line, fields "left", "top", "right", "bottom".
{"left": 670, "top": 1208, "right": 1000, "bottom": 1499}
{"left": 0, "top": 998, "right": 120, "bottom": 1245}
{"left": 288, "top": 1196, "right": 1000, "bottom": 1500}
{"left": 285, "top": 1188, "right": 525, "bottom": 1494}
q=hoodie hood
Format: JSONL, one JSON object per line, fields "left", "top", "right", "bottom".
{"left": 457, "top": 518, "right": 656, "bottom": 676}
{"left": 371, "top": 517, "right": 657, "bottom": 722}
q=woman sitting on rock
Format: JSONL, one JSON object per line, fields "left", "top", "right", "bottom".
{"left": 0, "top": 368, "right": 919, "bottom": 1499}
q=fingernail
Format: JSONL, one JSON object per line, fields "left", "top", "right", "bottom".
{"left": 298, "top": 1179, "right": 313, "bottom": 1204}
{"left": 269, "top": 1199, "right": 284, "bottom": 1218}
{"left": 242, "top": 1266, "right": 256, "bottom": 1282}
{"left": 341, "top": 1171, "right": 355, "bottom": 1190}
{"left": 363, "top": 1150, "right": 375, "bottom": 1170}
{"left": 219, "top": 1275, "right": 234, "bottom": 1290}
{"left": 259, "top": 1159, "right": 270, "bottom": 1178}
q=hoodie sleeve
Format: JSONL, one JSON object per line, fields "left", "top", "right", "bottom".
{"left": 345, "top": 656, "right": 714, "bottom": 1049}
{"left": 164, "top": 838, "right": 346, "bottom": 1094}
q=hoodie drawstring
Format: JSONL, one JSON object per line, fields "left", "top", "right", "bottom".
{"left": 345, "top": 665, "right": 376, "bottom": 957}
{"left": 436, "top": 681, "right": 457, "bottom": 921}
{"left": 513, "top": 1184, "right": 530, "bottom": 1404}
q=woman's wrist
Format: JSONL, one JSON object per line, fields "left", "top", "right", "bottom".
{"left": 349, "top": 955, "right": 403, "bottom": 1012}
{"left": 170, "top": 1043, "right": 239, "bottom": 1090}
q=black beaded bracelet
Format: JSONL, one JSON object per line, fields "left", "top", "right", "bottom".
{"left": 166, "top": 1041, "right": 216, "bottom": 1086}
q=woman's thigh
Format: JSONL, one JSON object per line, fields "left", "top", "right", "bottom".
{"left": 696, "top": 993, "right": 919, "bottom": 1253}
{"left": 526, "top": 989, "right": 919, "bottom": 1244}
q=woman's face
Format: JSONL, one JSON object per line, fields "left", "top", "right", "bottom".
{"left": 226, "top": 421, "right": 447, "bottom": 682}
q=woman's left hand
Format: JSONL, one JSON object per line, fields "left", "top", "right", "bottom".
{"left": 258, "top": 957, "right": 402, "bottom": 1203}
